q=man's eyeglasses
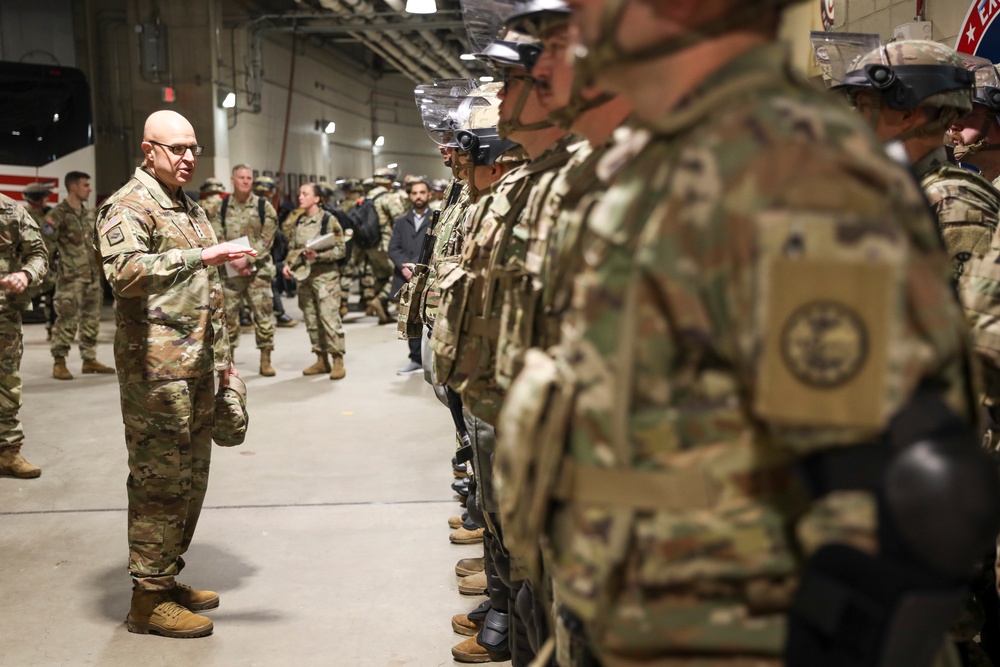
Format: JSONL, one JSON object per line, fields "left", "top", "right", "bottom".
{"left": 149, "top": 140, "right": 204, "bottom": 157}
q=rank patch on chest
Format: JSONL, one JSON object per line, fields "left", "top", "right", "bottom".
{"left": 780, "top": 300, "right": 867, "bottom": 388}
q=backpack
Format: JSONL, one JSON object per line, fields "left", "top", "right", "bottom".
{"left": 220, "top": 195, "right": 268, "bottom": 237}
{"left": 346, "top": 192, "right": 388, "bottom": 250}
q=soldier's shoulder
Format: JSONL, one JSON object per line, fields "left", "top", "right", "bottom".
{"left": 923, "top": 164, "right": 1000, "bottom": 207}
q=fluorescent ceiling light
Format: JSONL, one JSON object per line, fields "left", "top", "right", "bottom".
{"left": 479, "top": 76, "right": 494, "bottom": 82}
{"left": 460, "top": 53, "right": 476, "bottom": 61}
{"left": 375, "top": 135, "right": 385, "bottom": 147}
{"left": 387, "top": 163, "right": 398, "bottom": 169}
{"left": 405, "top": 0, "right": 437, "bottom": 13}
{"left": 222, "top": 92, "right": 236, "bottom": 108}
{"left": 324, "top": 121, "right": 336, "bottom": 134}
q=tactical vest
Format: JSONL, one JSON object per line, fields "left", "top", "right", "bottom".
{"left": 921, "top": 164, "right": 1000, "bottom": 284}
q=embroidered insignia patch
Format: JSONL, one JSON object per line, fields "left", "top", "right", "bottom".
{"left": 780, "top": 300, "right": 868, "bottom": 388}
{"left": 106, "top": 225, "right": 125, "bottom": 247}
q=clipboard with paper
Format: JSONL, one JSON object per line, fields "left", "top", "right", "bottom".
{"left": 305, "top": 233, "right": 341, "bottom": 252}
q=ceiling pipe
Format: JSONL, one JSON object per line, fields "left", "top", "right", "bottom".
{"left": 378, "top": 0, "right": 476, "bottom": 79}
{"left": 315, "top": 0, "right": 467, "bottom": 80}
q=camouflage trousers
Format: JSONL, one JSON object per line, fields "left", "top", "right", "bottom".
{"left": 340, "top": 244, "right": 364, "bottom": 308}
{"left": 223, "top": 275, "right": 275, "bottom": 351}
{"left": 0, "top": 311, "right": 24, "bottom": 451}
{"left": 358, "top": 246, "right": 394, "bottom": 302}
{"left": 299, "top": 271, "right": 345, "bottom": 356}
{"left": 50, "top": 277, "right": 102, "bottom": 360}
{"left": 119, "top": 374, "right": 214, "bottom": 591}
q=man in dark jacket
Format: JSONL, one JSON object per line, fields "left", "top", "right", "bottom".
{"left": 388, "top": 178, "right": 432, "bottom": 375}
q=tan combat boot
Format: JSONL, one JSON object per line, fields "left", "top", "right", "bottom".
{"left": 368, "top": 298, "right": 390, "bottom": 325}
{"left": 455, "top": 557, "right": 484, "bottom": 577}
{"left": 458, "top": 570, "right": 487, "bottom": 595}
{"left": 450, "top": 526, "right": 485, "bottom": 545}
{"left": 452, "top": 634, "right": 492, "bottom": 663}
{"left": 452, "top": 612, "right": 485, "bottom": 636}
{"left": 302, "top": 353, "right": 330, "bottom": 376}
{"left": 126, "top": 589, "right": 214, "bottom": 638}
{"left": 448, "top": 515, "right": 464, "bottom": 529}
{"left": 169, "top": 583, "right": 220, "bottom": 611}
{"left": 259, "top": 349, "right": 276, "bottom": 377}
{"left": 82, "top": 358, "right": 115, "bottom": 374}
{"left": 0, "top": 448, "right": 41, "bottom": 478}
{"left": 52, "top": 357, "right": 73, "bottom": 380}
{"left": 329, "top": 354, "right": 346, "bottom": 380}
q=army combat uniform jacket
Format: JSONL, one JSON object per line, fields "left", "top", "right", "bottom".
{"left": 44, "top": 200, "right": 100, "bottom": 283}
{"left": 496, "top": 45, "right": 976, "bottom": 663}
{"left": 209, "top": 193, "right": 279, "bottom": 281}
{"left": 96, "top": 168, "right": 230, "bottom": 384}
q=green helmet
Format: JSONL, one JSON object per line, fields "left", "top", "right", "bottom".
{"left": 252, "top": 175, "right": 276, "bottom": 195}
{"left": 199, "top": 177, "right": 226, "bottom": 195}
{"left": 316, "top": 180, "right": 336, "bottom": 198}
{"left": 839, "top": 40, "right": 974, "bottom": 115}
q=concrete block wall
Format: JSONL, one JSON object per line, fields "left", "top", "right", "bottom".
{"left": 833, "top": 0, "right": 970, "bottom": 48}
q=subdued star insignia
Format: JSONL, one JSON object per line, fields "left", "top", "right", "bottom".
{"left": 781, "top": 300, "right": 868, "bottom": 388}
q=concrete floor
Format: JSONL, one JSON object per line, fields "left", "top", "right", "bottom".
{"left": 0, "top": 297, "right": 497, "bottom": 667}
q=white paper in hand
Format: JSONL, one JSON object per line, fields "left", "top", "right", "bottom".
{"left": 225, "top": 236, "right": 253, "bottom": 278}
{"left": 306, "top": 233, "right": 339, "bottom": 251}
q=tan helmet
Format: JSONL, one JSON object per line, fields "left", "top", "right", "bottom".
{"left": 199, "top": 177, "right": 226, "bottom": 195}
{"left": 843, "top": 40, "right": 974, "bottom": 115}
{"left": 373, "top": 167, "right": 396, "bottom": 184}
{"left": 22, "top": 181, "right": 53, "bottom": 201}
{"left": 252, "top": 175, "right": 276, "bottom": 195}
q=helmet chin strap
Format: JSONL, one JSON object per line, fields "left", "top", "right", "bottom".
{"left": 498, "top": 75, "right": 554, "bottom": 139}
{"left": 548, "top": 65, "right": 616, "bottom": 130}
{"left": 574, "top": 0, "right": 799, "bottom": 85}
{"left": 952, "top": 114, "right": 1000, "bottom": 159}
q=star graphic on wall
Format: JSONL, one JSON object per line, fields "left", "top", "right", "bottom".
{"left": 968, "top": 24, "right": 977, "bottom": 44}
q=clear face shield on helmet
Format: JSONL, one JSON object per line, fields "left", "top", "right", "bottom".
{"left": 414, "top": 79, "right": 479, "bottom": 148}
{"left": 810, "top": 32, "right": 884, "bottom": 101}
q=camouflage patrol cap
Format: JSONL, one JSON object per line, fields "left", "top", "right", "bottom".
{"left": 839, "top": 40, "right": 974, "bottom": 114}
{"left": 431, "top": 178, "right": 448, "bottom": 192}
{"left": 212, "top": 375, "right": 248, "bottom": 447}
{"left": 22, "top": 182, "right": 53, "bottom": 201}
{"left": 252, "top": 175, "right": 276, "bottom": 194}
{"left": 404, "top": 174, "right": 431, "bottom": 191}
{"left": 200, "top": 177, "right": 226, "bottom": 195}
{"left": 362, "top": 176, "right": 375, "bottom": 189}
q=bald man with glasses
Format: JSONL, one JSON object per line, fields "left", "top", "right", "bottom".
{"left": 95, "top": 110, "right": 256, "bottom": 639}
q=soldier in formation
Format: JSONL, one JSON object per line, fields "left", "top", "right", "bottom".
{"left": 413, "top": 0, "right": 1000, "bottom": 665}
{"left": 20, "top": 182, "right": 57, "bottom": 332}
{"left": 44, "top": 170, "right": 115, "bottom": 379}
{"left": 253, "top": 175, "right": 299, "bottom": 329}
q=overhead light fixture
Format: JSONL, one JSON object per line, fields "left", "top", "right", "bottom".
{"left": 387, "top": 163, "right": 398, "bottom": 169}
{"left": 405, "top": 0, "right": 437, "bottom": 13}
{"left": 479, "top": 76, "right": 494, "bottom": 82}
{"left": 375, "top": 135, "right": 385, "bottom": 147}
{"left": 460, "top": 53, "right": 476, "bottom": 61}
{"left": 222, "top": 92, "right": 236, "bottom": 108}
{"left": 324, "top": 121, "right": 336, "bottom": 134}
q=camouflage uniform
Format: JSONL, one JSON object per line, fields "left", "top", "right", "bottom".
{"left": 207, "top": 194, "right": 279, "bottom": 352}
{"left": 421, "top": 179, "right": 471, "bottom": 328}
{"left": 360, "top": 184, "right": 407, "bottom": 304}
{"left": 284, "top": 209, "right": 347, "bottom": 356}
{"left": 339, "top": 195, "right": 361, "bottom": 312}
{"left": 0, "top": 194, "right": 47, "bottom": 458}
{"left": 495, "top": 44, "right": 977, "bottom": 664}
{"left": 43, "top": 199, "right": 104, "bottom": 361}
{"left": 434, "top": 135, "right": 575, "bottom": 427}
{"left": 96, "top": 167, "right": 230, "bottom": 592}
